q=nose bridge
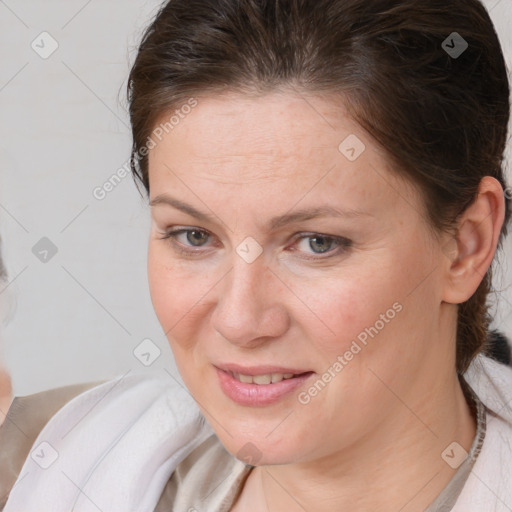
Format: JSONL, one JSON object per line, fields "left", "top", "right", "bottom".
{"left": 212, "top": 254, "right": 288, "bottom": 345}
{"left": 222, "top": 256, "right": 268, "bottom": 319}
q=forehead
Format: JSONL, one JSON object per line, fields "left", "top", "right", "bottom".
{"left": 151, "top": 92, "right": 360, "bottom": 163}
{"left": 146, "top": 91, "right": 420, "bottom": 221}
{"left": 151, "top": 92, "right": 363, "bottom": 172}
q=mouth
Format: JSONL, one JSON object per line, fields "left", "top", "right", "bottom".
{"left": 230, "top": 370, "right": 309, "bottom": 384}
{"left": 214, "top": 364, "right": 315, "bottom": 406}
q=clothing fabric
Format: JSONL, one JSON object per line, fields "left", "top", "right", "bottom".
{"left": 0, "top": 354, "right": 511, "bottom": 511}
{"left": 422, "top": 384, "right": 486, "bottom": 511}
{"left": 1, "top": 373, "right": 213, "bottom": 512}
{"left": 450, "top": 356, "right": 512, "bottom": 511}
{"left": 0, "top": 382, "right": 101, "bottom": 508}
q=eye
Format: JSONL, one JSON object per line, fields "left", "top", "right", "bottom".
{"left": 159, "top": 227, "right": 214, "bottom": 252}
{"left": 302, "top": 235, "right": 335, "bottom": 254}
{"left": 182, "top": 229, "right": 210, "bottom": 247}
{"left": 293, "top": 233, "right": 352, "bottom": 258}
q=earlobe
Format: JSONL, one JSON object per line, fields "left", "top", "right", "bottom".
{"left": 442, "top": 176, "right": 505, "bottom": 304}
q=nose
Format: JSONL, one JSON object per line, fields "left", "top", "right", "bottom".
{"left": 211, "top": 257, "right": 290, "bottom": 347}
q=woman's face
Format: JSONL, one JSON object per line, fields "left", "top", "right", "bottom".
{"left": 147, "top": 91, "right": 452, "bottom": 465}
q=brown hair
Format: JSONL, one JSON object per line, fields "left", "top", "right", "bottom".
{"left": 127, "top": 0, "right": 511, "bottom": 374}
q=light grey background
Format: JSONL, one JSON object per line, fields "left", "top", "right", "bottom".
{"left": 0, "top": 0, "right": 511, "bottom": 396}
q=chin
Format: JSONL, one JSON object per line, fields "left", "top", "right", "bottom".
{"left": 211, "top": 426, "right": 305, "bottom": 467}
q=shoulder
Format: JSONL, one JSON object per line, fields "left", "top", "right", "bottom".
{"left": 0, "top": 381, "right": 101, "bottom": 507}
{"left": 455, "top": 355, "right": 512, "bottom": 511}
{"left": 2, "top": 372, "right": 213, "bottom": 511}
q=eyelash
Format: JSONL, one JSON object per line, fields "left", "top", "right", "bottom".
{"left": 158, "top": 227, "right": 352, "bottom": 259}
{"left": 158, "top": 228, "right": 217, "bottom": 257}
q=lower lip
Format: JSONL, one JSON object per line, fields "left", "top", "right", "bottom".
{"left": 216, "top": 368, "right": 314, "bottom": 406}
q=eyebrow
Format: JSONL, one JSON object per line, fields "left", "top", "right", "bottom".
{"left": 150, "top": 195, "right": 215, "bottom": 223}
{"left": 149, "top": 194, "right": 372, "bottom": 230}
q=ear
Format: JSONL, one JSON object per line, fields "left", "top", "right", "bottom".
{"left": 442, "top": 176, "right": 506, "bottom": 304}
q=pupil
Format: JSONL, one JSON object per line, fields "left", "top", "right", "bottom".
{"left": 187, "top": 230, "right": 207, "bottom": 246}
{"left": 309, "top": 236, "right": 332, "bottom": 253}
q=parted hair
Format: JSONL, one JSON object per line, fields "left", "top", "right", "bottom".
{"left": 127, "top": 0, "right": 511, "bottom": 373}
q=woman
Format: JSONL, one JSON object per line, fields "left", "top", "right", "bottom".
{"left": 1, "top": 0, "right": 512, "bottom": 510}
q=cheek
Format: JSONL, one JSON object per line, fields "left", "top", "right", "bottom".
{"left": 147, "top": 242, "right": 210, "bottom": 350}
{"left": 288, "top": 265, "right": 402, "bottom": 356}
{"left": 299, "top": 251, "right": 437, "bottom": 363}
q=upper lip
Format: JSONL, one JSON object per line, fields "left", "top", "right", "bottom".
{"left": 215, "top": 363, "right": 313, "bottom": 376}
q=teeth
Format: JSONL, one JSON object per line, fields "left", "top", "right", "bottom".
{"left": 253, "top": 374, "right": 272, "bottom": 385}
{"left": 238, "top": 373, "right": 253, "bottom": 384}
{"left": 233, "top": 372, "right": 297, "bottom": 385}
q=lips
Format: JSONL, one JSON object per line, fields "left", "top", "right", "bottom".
{"left": 215, "top": 363, "right": 314, "bottom": 406}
